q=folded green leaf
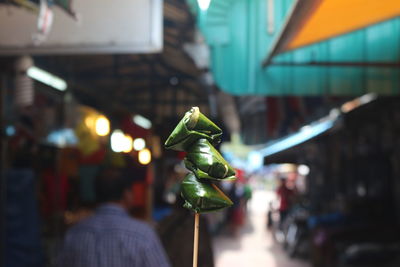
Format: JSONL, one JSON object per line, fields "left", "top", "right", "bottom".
{"left": 184, "top": 139, "right": 236, "bottom": 181}
{"left": 165, "top": 107, "right": 222, "bottom": 151}
{"left": 181, "top": 173, "right": 233, "bottom": 213}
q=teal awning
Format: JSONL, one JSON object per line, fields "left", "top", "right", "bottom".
{"left": 259, "top": 118, "right": 336, "bottom": 158}
{"left": 187, "top": 0, "right": 400, "bottom": 96}
{"left": 257, "top": 93, "right": 378, "bottom": 159}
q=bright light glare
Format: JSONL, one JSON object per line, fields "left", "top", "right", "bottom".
{"left": 27, "top": 66, "right": 67, "bottom": 91}
{"left": 111, "top": 130, "right": 125, "bottom": 153}
{"left": 197, "top": 0, "right": 211, "bottom": 10}
{"left": 85, "top": 117, "right": 95, "bottom": 129}
{"left": 298, "top": 165, "right": 310, "bottom": 176}
{"left": 133, "top": 138, "right": 146, "bottom": 151}
{"left": 95, "top": 116, "right": 110, "bottom": 136}
{"left": 6, "top": 126, "right": 15, "bottom": 136}
{"left": 123, "top": 135, "right": 133, "bottom": 153}
{"left": 248, "top": 151, "right": 263, "bottom": 171}
{"left": 138, "top": 148, "right": 151, "bottom": 165}
{"left": 111, "top": 130, "right": 132, "bottom": 153}
{"left": 133, "top": 115, "right": 152, "bottom": 129}
{"left": 359, "top": 93, "right": 377, "bottom": 105}
{"left": 47, "top": 128, "right": 78, "bottom": 147}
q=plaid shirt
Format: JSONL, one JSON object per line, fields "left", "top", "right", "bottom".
{"left": 58, "top": 204, "right": 171, "bottom": 267}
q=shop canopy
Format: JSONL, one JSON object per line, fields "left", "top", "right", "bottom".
{"left": 187, "top": 0, "right": 400, "bottom": 96}
{"left": 263, "top": 0, "right": 400, "bottom": 66}
{"left": 258, "top": 94, "right": 378, "bottom": 162}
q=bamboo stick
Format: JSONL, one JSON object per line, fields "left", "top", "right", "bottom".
{"left": 193, "top": 212, "right": 200, "bottom": 267}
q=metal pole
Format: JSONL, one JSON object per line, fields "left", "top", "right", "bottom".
{"left": 0, "top": 74, "right": 7, "bottom": 267}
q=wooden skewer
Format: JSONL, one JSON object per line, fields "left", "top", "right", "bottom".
{"left": 193, "top": 212, "right": 200, "bottom": 267}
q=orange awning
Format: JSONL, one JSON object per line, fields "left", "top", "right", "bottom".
{"left": 263, "top": 0, "right": 400, "bottom": 66}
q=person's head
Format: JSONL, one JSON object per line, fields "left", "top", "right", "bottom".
{"left": 279, "top": 177, "right": 287, "bottom": 187}
{"left": 95, "top": 167, "right": 134, "bottom": 208}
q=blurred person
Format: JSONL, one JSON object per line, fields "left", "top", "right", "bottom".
{"left": 267, "top": 201, "right": 274, "bottom": 229}
{"left": 286, "top": 171, "right": 299, "bottom": 191}
{"left": 243, "top": 182, "right": 252, "bottom": 213}
{"left": 163, "top": 164, "right": 182, "bottom": 205}
{"left": 57, "top": 167, "right": 170, "bottom": 267}
{"left": 157, "top": 194, "right": 215, "bottom": 267}
{"left": 276, "top": 177, "right": 296, "bottom": 226}
{"left": 226, "top": 182, "right": 245, "bottom": 236}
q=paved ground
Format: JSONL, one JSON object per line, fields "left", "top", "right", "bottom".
{"left": 213, "top": 190, "right": 309, "bottom": 267}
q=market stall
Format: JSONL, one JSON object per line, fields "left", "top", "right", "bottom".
{"left": 260, "top": 96, "right": 400, "bottom": 266}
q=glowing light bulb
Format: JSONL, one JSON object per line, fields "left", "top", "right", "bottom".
{"left": 298, "top": 165, "right": 310, "bottom": 176}
{"left": 198, "top": 0, "right": 211, "bottom": 10}
{"left": 111, "top": 130, "right": 134, "bottom": 153}
{"left": 123, "top": 135, "right": 133, "bottom": 153}
{"left": 133, "top": 115, "right": 152, "bottom": 129}
{"left": 111, "top": 130, "right": 125, "bottom": 153}
{"left": 133, "top": 138, "right": 146, "bottom": 151}
{"left": 85, "top": 117, "right": 95, "bottom": 129}
{"left": 95, "top": 115, "right": 110, "bottom": 136}
{"left": 27, "top": 66, "right": 67, "bottom": 91}
{"left": 138, "top": 148, "right": 151, "bottom": 165}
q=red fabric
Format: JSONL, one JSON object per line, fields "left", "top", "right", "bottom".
{"left": 177, "top": 151, "right": 187, "bottom": 160}
{"left": 41, "top": 169, "right": 70, "bottom": 216}
{"left": 235, "top": 169, "right": 245, "bottom": 183}
{"left": 121, "top": 115, "right": 150, "bottom": 138}
{"left": 276, "top": 185, "right": 295, "bottom": 212}
{"left": 287, "top": 96, "right": 301, "bottom": 110}
{"left": 59, "top": 147, "right": 80, "bottom": 177}
{"left": 232, "top": 207, "right": 244, "bottom": 226}
{"left": 131, "top": 182, "right": 146, "bottom": 207}
{"left": 79, "top": 147, "right": 106, "bottom": 165}
{"left": 146, "top": 165, "right": 153, "bottom": 184}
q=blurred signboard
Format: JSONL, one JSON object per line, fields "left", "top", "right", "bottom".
{"left": 0, "top": 0, "right": 163, "bottom": 55}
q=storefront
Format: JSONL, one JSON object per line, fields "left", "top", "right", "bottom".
{"left": 260, "top": 96, "right": 400, "bottom": 266}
